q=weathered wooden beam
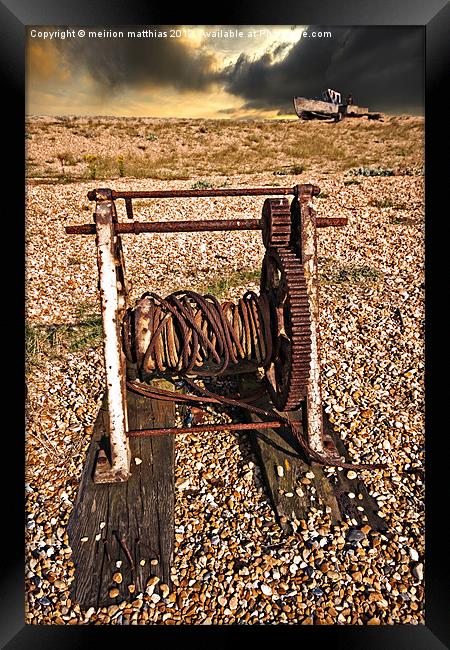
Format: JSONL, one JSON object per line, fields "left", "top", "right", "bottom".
{"left": 238, "top": 374, "right": 388, "bottom": 536}
{"left": 67, "top": 381, "right": 176, "bottom": 609}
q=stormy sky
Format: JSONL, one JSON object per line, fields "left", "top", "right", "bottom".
{"left": 26, "top": 25, "right": 424, "bottom": 117}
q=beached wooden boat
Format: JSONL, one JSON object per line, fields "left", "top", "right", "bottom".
{"left": 293, "top": 96, "right": 375, "bottom": 121}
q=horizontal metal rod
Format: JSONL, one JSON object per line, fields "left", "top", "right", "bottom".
{"left": 65, "top": 216, "right": 347, "bottom": 235}
{"left": 66, "top": 218, "right": 261, "bottom": 235}
{"left": 102, "top": 187, "right": 299, "bottom": 200}
{"left": 127, "top": 420, "right": 282, "bottom": 438}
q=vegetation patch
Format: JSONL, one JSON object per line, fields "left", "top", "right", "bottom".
{"left": 273, "top": 164, "right": 305, "bottom": 176}
{"left": 26, "top": 304, "right": 103, "bottom": 368}
{"left": 319, "top": 260, "right": 382, "bottom": 286}
{"left": 389, "top": 215, "right": 417, "bottom": 225}
{"left": 201, "top": 269, "right": 261, "bottom": 298}
{"left": 191, "top": 180, "right": 214, "bottom": 190}
{"left": 25, "top": 116, "right": 424, "bottom": 183}
{"left": 369, "top": 198, "right": 408, "bottom": 209}
{"left": 347, "top": 167, "right": 394, "bottom": 177}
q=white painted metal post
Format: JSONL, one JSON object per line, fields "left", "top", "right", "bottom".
{"left": 298, "top": 185, "right": 325, "bottom": 455}
{"left": 93, "top": 193, "right": 131, "bottom": 483}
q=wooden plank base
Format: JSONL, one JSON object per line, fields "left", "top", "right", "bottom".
{"left": 67, "top": 380, "right": 176, "bottom": 609}
{"left": 239, "top": 374, "right": 388, "bottom": 536}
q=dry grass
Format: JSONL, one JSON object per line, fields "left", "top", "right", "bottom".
{"left": 25, "top": 303, "right": 103, "bottom": 369}
{"left": 26, "top": 115, "right": 424, "bottom": 183}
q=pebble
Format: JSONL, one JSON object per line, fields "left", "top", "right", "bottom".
{"left": 347, "top": 529, "right": 366, "bottom": 543}
{"left": 346, "top": 470, "right": 358, "bottom": 480}
{"left": 112, "top": 573, "right": 122, "bottom": 584}
{"left": 276, "top": 466, "right": 284, "bottom": 478}
{"left": 109, "top": 588, "right": 119, "bottom": 598}
{"left": 412, "top": 563, "right": 423, "bottom": 581}
{"left": 261, "top": 584, "right": 272, "bottom": 596}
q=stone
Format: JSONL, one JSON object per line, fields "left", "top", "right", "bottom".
{"left": 408, "top": 547, "right": 419, "bottom": 562}
{"left": 347, "top": 529, "right": 366, "bottom": 543}
{"left": 412, "top": 563, "right": 423, "bottom": 581}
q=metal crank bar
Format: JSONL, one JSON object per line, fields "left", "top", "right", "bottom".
{"left": 66, "top": 216, "right": 347, "bottom": 235}
{"left": 88, "top": 185, "right": 315, "bottom": 201}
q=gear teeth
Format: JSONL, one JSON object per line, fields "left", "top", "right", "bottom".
{"left": 261, "top": 245, "right": 312, "bottom": 411}
{"left": 261, "top": 198, "right": 292, "bottom": 249}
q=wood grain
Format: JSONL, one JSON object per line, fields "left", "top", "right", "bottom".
{"left": 67, "top": 381, "right": 175, "bottom": 608}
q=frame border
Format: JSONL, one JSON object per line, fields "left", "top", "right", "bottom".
{"left": 3, "top": 0, "right": 448, "bottom": 646}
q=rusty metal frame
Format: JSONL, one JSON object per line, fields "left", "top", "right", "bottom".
{"left": 93, "top": 189, "right": 131, "bottom": 483}
{"left": 66, "top": 185, "right": 347, "bottom": 482}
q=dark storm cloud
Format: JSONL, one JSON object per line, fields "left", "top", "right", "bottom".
{"left": 57, "top": 27, "right": 218, "bottom": 93}
{"left": 49, "top": 26, "right": 423, "bottom": 114}
{"left": 219, "top": 27, "right": 424, "bottom": 114}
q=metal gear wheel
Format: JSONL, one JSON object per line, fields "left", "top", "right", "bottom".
{"left": 260, "top": 246, "right": 312, "bottom": 411}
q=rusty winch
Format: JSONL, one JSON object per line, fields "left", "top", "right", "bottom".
{"left": 66, "top": 184, "right": 374, "bottom": 485}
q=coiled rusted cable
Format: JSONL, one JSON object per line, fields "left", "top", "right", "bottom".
{"left": 123, "top": 290, "right": 272, "bottom": 377}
